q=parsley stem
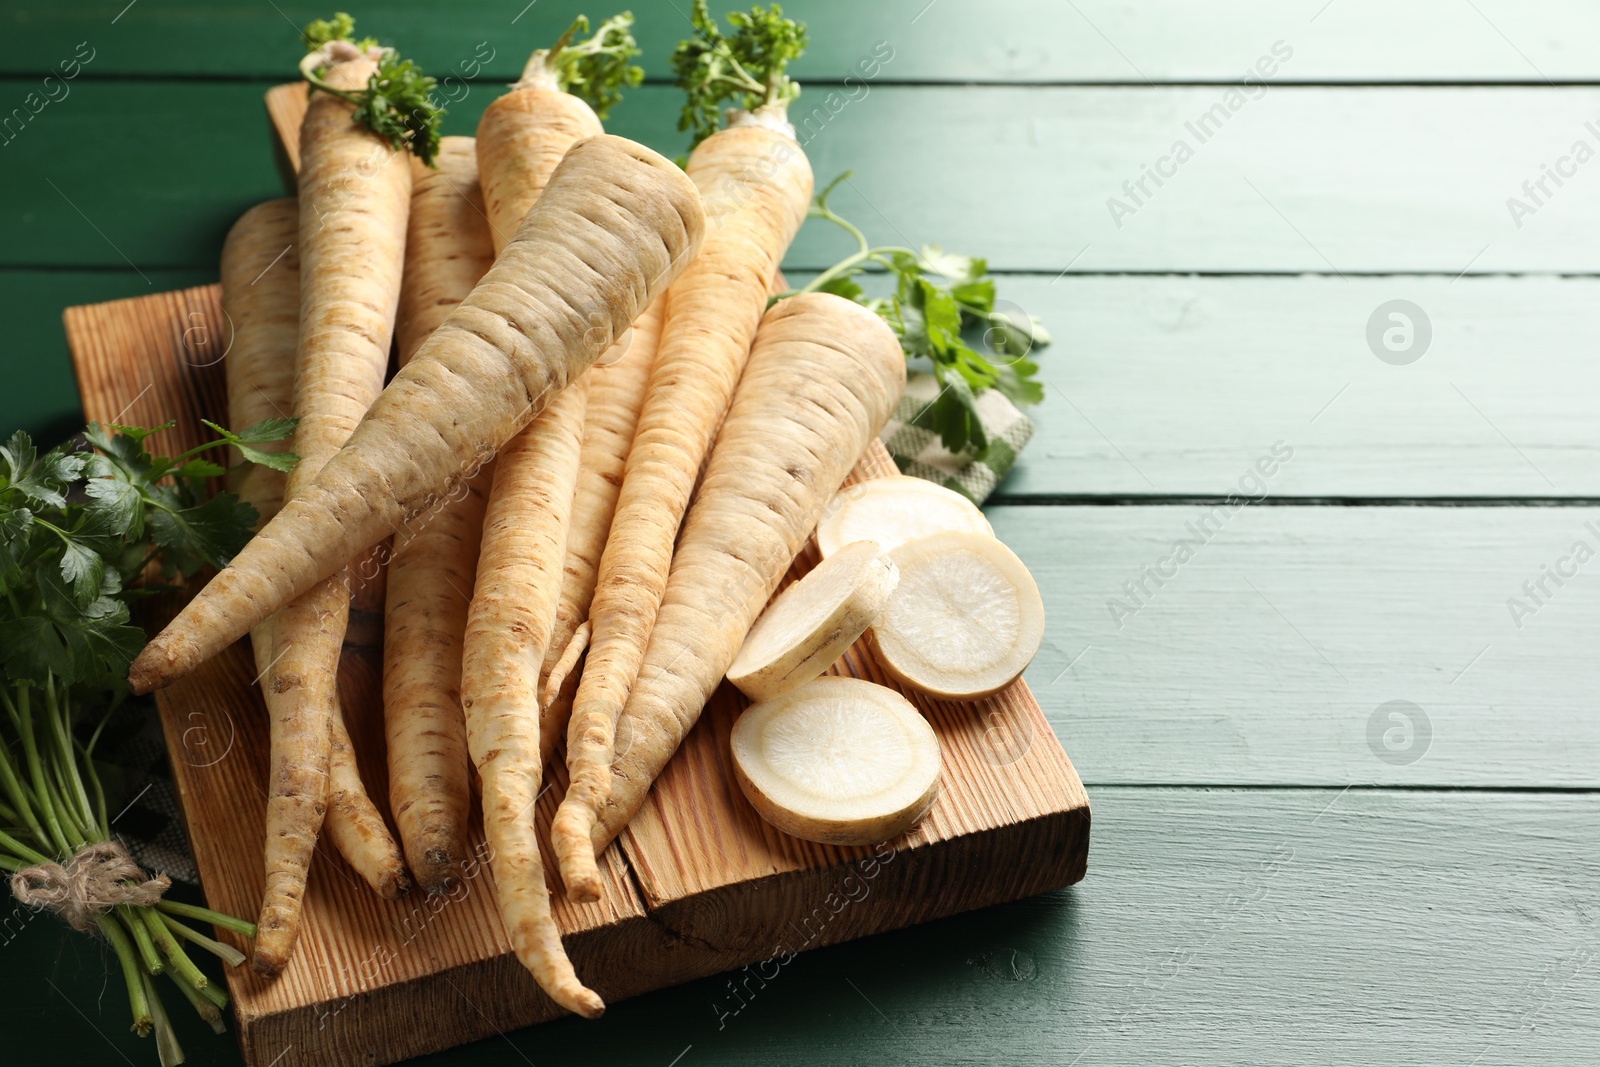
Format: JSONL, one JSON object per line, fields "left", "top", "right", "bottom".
{"left": 143, "top": 970, "right": 184, "bottom": 1066}
{"left": 0, "top": 688, "right": 50, "bottom": 846}
{"left": 141, "top": 905, "right": 212, "bottom": 993}
{"left": 120, "top": 904, "right": 165, "bottom": 975}
{"left": 798, "top": 247, "right": 916, "bottom": 297}
{"left": 521, "top": 15, "right": 587, "bottom": 86}
{"left": 47, "top": 678, "right": 95, "bottom": 834}
{"left": 165, "top": 961, "right": 226, "bottom": 1033}
{"left": 80, "top": 739, "right": 110, "bottom": 836}
{"left": 297, "top": 48, "right": 367, "bottom": 104}
{"left": 98, "top": 912, "right": 153, "bottom": 1036}
{"left": 157, "top": 898, "right": 259, "bottom": 938}
{"left": 160, "top": 911, "right": 247, "bottom": 967}
{"left": 16, "top": 686, "right": 72, "bottom": 856}
{"left": 0, "top": 825, "right": 50, "bottom": 866}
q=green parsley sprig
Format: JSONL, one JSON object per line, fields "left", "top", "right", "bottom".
{"left": 1, "top": 418, "right": 289, "bottom": 1063}
{"left": 0, "top": 419, "right": 293, "bottom": 689}
{"left": 777, "top": 173, "right": 1051, "bottom": 453}
{"left": 298, "top": 12, "right": 443, "bottom": 166}
{"left": 517, "top": 12, "right": 644, "bottom": 120}
{"left": 672, "top": 0, "right": 807, "bottom": 148}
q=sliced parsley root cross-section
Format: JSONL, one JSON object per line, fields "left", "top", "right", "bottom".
{"left": 731, "top": 677, "right": 941, "bottom": 847}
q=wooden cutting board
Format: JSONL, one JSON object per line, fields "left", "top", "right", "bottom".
{"left": 63, "top": 118, "right": 1089, "bottom": 1067}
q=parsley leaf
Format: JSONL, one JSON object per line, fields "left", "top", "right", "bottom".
{"left": 673, "top": 1, "right": 808, "bottom": 148}
{"left": 299, "top": 13, "right": 443, "bottom": 165}
{"left": 57, "top": 539, "right": 105, "bottom": 608}
{"left": 202, "top": 418, "right": 299, "bottom": 473}
{"left": 0, "top": 420, "right": 273, "bottom": 691}
{"left": 149, "top": 492, "right": 258, "bottom": 579}
{"left": 2, "top": 430, "right": 84, "bottom": 509}
{"left": 779, "top": 174, "right": 1055, "bottom": 452}
{"left": 523, "top": 13, "right": 645, "bottom": 121}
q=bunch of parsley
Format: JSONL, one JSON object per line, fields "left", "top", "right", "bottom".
{"left": 529, "top": 13, "right": 645, "bottom": 120}
{"left": 672, "top": 0, "right": 807, "bottom": 148}
{"left": 0, "top": 420, "right": 292, "bottom": 690}
{"left": 1, "top": 418, "right": 290, "bottom": 1064}
{"left": 783, "top": 173, "right": 1052, "bottom": 453}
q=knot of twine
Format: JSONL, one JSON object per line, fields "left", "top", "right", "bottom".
{"left": 10, "top": 840, "right": 169, "bottom": 933}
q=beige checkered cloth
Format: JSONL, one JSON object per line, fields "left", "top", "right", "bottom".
{"left": 881, "top": 373, "right": 1034, "bottom": 504}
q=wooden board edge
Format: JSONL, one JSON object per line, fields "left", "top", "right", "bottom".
{"left": 265, "top": 82, "right": 303, "bottom": 185}
{"left": 636, "top": 801, "right": 1090, "bottom": 992}
{"left": 233, "top": 911, "right": 683, "bottom": 1067}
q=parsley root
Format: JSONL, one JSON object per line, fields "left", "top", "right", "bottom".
{"left": 574, "top": 292, "right": 904, "bottom": 887}
{"left": 251, "top": 40, "right": 415, "bottom": 976}
{"left": 553, "top": 8, "right": 812, "bottom": 899}
{"left": 129, "top": 134, "right": 706, "bottom": 694}
{"left": 727, "top": 540, "right": 899, "bottom": 702}
{"left": 383, "top": 137, "right": 495, "bottom": 894}
{"left": 539, "top": 294, "right": 664, "bottom": 758}
{"left": 461, "top": 385, "right": 597, "bottom": 1018}
{"left": 453, "top": 24, "right": 643, "bottom": 1005}
{"left": 730, "top": 677, "right": 940, "bottom": 846}
{"left": 868, "top": 531, "right": 1045, "bottom": 702}
{"left": 223, "top": 199, "right": 410, "bottom": 912}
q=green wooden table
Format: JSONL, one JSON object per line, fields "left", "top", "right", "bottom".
{"left": 5, "top": 2, "right": 1599, "bottom": 1064}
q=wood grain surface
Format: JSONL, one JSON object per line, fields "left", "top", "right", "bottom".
{"left": 998, "top": 504, "right": 1600, "bottom": 788}
{"left": 64, "top": 283, "right": 1088, "bottom": 1067}
{"left": 975, "top": 275, "right": 1600, "bottom": 500}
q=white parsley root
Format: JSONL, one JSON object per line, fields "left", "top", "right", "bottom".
{"left": 727, "top": 541, "right": 899, "bottom": 702}
{"left": 816, "top": 476, "right": 992, "bottom": 558}
{"left": 731, "top": 678, "right": 940, "bottom": 846}
{"left": 869, "top": 531, "right": 1044, "bottom": 701}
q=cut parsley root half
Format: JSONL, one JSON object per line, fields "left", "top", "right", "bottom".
{"left": 727, "top": 541, "right": 899, "bottom": 701}
{"left": 731, "top": 678, "right": 941, "bottom": 846}
{"left": 869, "top": 531, "right": 1044, "bottom": 701}
{"left": 816, "top": 476, "right": 993, "bottom": 558}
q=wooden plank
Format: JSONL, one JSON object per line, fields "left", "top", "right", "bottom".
{"left": 589, "top": 789, "right": 1600, "bottom": 1067}
{"left": 996, "top": 503, "right": 1600, "bottom": 788}
{"left": 18, "top": 82, "right": 1600, "bottom": 273}
{"left": 8, "top": 1, "right": 1600, "bottom": 82}
{"left": 982, "top": 274, "right": 1600, "bottom": 499}
{"left": 0, "top": 267, "right": 206, "bottom": 445}
{"left": 64, "top": 284, "right": 1088, "bottom": 1067}
{"left": 22, "top": 787, "right": 1593, "bottom": 1065}
{"left": 27, "top": 270, "right": 1600, "bottom": 500}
